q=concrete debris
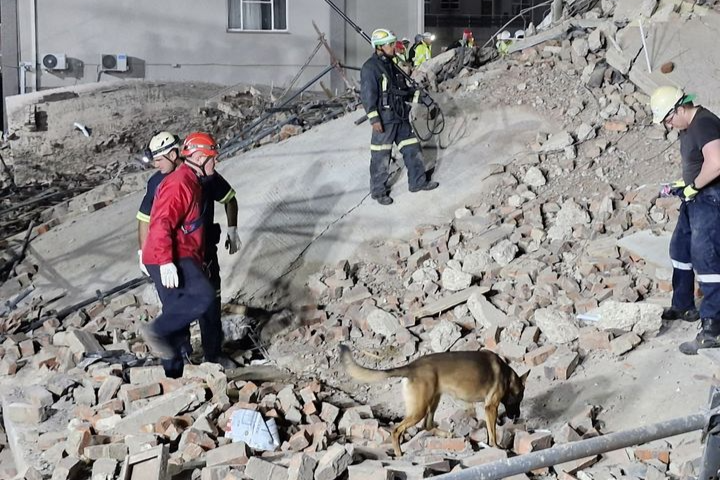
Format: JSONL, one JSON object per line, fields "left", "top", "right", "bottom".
{"left": 1, "top": 2, "right": 713, "bottom": 478}
{"left": 523, "top": 167, "right": 546, "bottom": 187}
{"left": 593, "top": 301, "right": 664, "bottom": 337}
{"left": 534, "top": 308, "right": 580, "bottom": 344}
{"left": 429, "top": 320, "right": 462, "bottom": 352}
{"left": 366, "top": 307, "right": 402, "bottom": 337}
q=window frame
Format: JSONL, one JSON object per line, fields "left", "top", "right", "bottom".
{"left": 439, "top": 0, "right": 460, "bottom": 10}
{"left": 227, "top": 0, "right": 289, "bottom": 33}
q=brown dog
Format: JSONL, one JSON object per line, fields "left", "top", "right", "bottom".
{"left": 339, "top": 345, "right": 528, "bottom": 456}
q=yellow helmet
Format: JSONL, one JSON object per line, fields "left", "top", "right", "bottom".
{"left": 148, "top": 131, "right": 180, "bottom": 158}
{"left": 371, "top": 28, "right": 397, "bottom": 48}
{"left": 650, "top": 86, "right": 695, "bottom": 124}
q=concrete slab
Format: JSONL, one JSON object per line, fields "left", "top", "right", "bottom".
{"left": 628, "top": 8, "right": 720, "bottom": 113}
{"left": 28, "top": 97, "right": 548, "bottom": 307}
{"left": 616, "top": 230, "right": 672, "bottom": 270}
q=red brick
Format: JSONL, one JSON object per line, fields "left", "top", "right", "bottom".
{"left": 302, "top": 401, "right": 318, "bottom": 416}
{"left": 556, "top": 455, "right": 599, "bottom": 474}
{"left": 179, "top": 428, "right": 216, "bottom": 451}
{"left": 524, "top": 344, "right": 557, "bottom": 367}
{"left": 513, "top": 431, "right": 553, "bottom": 454}
{"left": 158, "top": 378, "right": 183, "bottom": 393}
{"left": 634, "top": 446, "right": 671, "bottom": 464}
{"left": 544, "top": 348, "right": 580, "bottom": 380}
{"left": 579, "top": 329, "right": 613, "bottom": 351}
{"left": 320, "top": 402, "right": 340, "bottom": 424}
{"left": 603, "top": 120, "right": 628, "bottom": 132}
{"left": 424, "top": 437, "right": 470, "bottom": 452}
{"left": 96, "top": 398, "right": 125, "bottom": 414}
{"left": 553, "top": 423, "right": 581, "bottom": 444}
{"left": 0, "top": 358, "right": 18, "bottom": 376}
{"left": 19, "top": 339, "right": 35, "bottom": 357}
{"left": 181, "top": 443, "right": 205, "bottom": 461}
{"left": 288, "top": 430, "right": 311, "bottom": 451}
{"left": 118, "top": 383, "right": 161, "bottom": 404}
{"left": 484, "top": 326, "right": 502, "bottom": 349}
{"left": 348, "top": 419, "right": 380, "bottom": 441}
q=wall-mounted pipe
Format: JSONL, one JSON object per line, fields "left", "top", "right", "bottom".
{"left": 29, "top": 0, "right": 38, "bottom": 92}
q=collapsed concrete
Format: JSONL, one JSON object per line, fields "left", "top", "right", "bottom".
{"left": 2, "top": 0, "right": 720, "bottom": 478}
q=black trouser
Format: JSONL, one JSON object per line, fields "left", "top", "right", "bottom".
{"left": 200, "top": 244, "right": 223, "bottom": 362}
{"left": 146, "top": 258, "right": 215, "bottom": 378}
{"left": 370, "top": 121, "right": 427, "bottom": 198}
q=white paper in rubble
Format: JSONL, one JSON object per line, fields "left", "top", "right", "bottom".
{"left": 230, "top": 409, "right": 280, "bottom": 451}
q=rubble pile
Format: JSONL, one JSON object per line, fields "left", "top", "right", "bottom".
{"left": 1, "top": 0, "right": 715, "bottom": 477}
{"left": 0, "top": 281, "right": 697, "bottom": 480}
{"left": 1, "top": 82, "right": 358, "bottom": 240}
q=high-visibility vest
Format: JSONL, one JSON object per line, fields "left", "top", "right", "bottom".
{"left": 414, "top": 42, "right": 432, "bottom": 67}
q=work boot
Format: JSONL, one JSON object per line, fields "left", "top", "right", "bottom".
{"left": 374, "top": 195, "right": 394, "bottom": 205}
{"left": 139, "top": 324, "right": 175, "bottom": 360}
{"left": 679, "top": 318, "right": 720, "bottom": 355}
{"left": 662, "top": 307, "right": 700, "bottom": 322}
{"left": 409, "top": 181, "right": 439, "bottom": 193}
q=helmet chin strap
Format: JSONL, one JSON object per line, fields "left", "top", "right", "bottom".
{"left": 186, "top": 157, "right": 213, "bottom": 177}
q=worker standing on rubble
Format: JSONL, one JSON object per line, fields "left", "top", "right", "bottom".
{"left": 447, "top": 29, "right": 475, "bottom": 50}
{"left": 650, "top": 86, "right": 720, "bottom": 355}
{"left": 137, "top": 132, "right": 241, "bottom": 371}
{"left": 408, "top": 34, "right": 422, "bottom": 65}
{"left": 360, "top": 28, "right": 439, "bottom": 205}
{"left": 413, "top": 32, "right": 435, "bottom": 67}
{"left": 393, "top": 40, "right": 411, "bottom": 73}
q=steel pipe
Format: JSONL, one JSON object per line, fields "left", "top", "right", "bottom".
{"left": 433, "top": 413, "right": 708, "bottom": 480}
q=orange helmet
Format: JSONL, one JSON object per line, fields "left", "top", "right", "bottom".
{"left": 181, "top": 132, "right": 218, "bottom": 158}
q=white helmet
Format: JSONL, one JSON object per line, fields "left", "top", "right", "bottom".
{"left": 650, "top": 86, "right": 695, "bottom": 124}
{"left": 498, "top": 30, "right": 512, "bottom": 41}
{"left": 148, "top": 131, "right": 180, "bottom": 159}
{"left": 371, "top": 28, "right": 397, "bottom": 48}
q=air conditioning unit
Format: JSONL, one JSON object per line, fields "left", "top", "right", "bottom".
{"left": 41, "top": 53, "right": 68, "bottom": 71}
{"left": 101, "top": 53, "right": 129, "bottom": 72}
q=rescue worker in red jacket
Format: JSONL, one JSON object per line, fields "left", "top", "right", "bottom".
{"left": 136, "top": 131, "right": 241, "bottom": 369}
{"left": 140, "top": 132, "right": 218, "bottom": 376}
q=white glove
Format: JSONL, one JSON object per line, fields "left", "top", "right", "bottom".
{"left": 160, "top": 263, "right": 179, "bottom": 288}
{"left": 138, "top": 250, "right": 149, "bottom": 276}
{"left": 225, "top": 226, "right": 241, "bottom": 255}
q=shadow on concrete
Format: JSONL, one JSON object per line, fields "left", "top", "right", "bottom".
{"left": 523, "top": 373, "right": 615, "bottom": 429}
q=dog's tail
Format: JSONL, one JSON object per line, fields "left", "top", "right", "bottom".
{"left": 339, "top": 344, "right": 410, "bottom": 383}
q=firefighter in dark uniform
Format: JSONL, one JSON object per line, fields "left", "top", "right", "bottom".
{"left": 360, "top": 28, "right": 439, "bottom": 205}
{"left": 137, "top": 132, "right": 241, "bottom": 369}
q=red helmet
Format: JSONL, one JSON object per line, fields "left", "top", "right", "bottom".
{"left": 463, "top": 29, "right": 473, "bottom": 40}
{"left": 181, "top": 132, "right": 218, "bottom": 158}
{"left": 395, "top": 40, "right": 406, "bottom": 53}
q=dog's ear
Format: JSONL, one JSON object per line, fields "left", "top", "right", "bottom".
{"left": 519, "top": 370, "right": 530, "bottom": 386}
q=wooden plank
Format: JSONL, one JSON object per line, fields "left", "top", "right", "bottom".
{"left": 412, "top": 286, "right": 490, "bottom": 319}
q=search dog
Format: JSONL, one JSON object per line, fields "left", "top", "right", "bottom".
{"left": 339, "top": 345, "right": 528, "bottom": 456}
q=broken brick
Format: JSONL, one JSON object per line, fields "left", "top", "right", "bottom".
{"left": 544, "top": 347, "right": 580, "bottom": 380}
{"left": 513, "top": 430, "right": 553, "bottom": 454}
{"left": 579, "top": 328, "right": 613, "bottom": 351}
{"left": 524, "top": 344, "right": 557, "bottom": 367}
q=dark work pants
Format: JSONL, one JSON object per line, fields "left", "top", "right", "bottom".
{"left": 669, "top": 186, "right": 720, "bottom": 325}
{"left": 200, "top": 246, "right": 224, "bottom": 362}
{"left": 369, "top": 121, "right": 427, "bottom": 198}
{"left": 146, "top": 258, "right": 214, "bottom": 378}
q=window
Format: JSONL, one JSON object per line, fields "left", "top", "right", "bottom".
{"left": 228, "top": 0, "right": 287, "bottom": 31}
{"left": 440, "top": 0, "right": 459, "bottom": 9}
{"left": 511, "top": 0, "right": 532, "bottom": 16}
